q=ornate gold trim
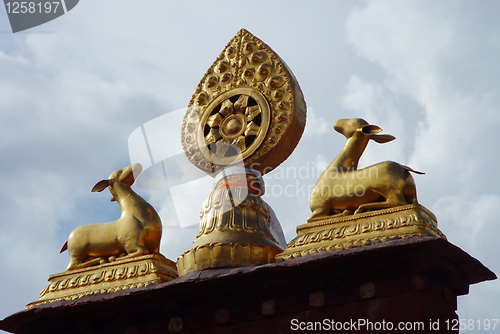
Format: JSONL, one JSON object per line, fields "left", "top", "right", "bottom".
{"left": 196, "top": 88, "right": 271, "bottom": 166}
{"left": 27, "top": 254, "right": 178, "bottom": 308}
{"left": 276, "top": 205, "right": 446, "bottom": 260}
{"left": 181, "top": 28, "right": 306, "bottom": 175}
{"left": 303, "top": 204, "right": 438, "bottom": 229}
{"left": 177, "top": 241, "right": 281, "bottom": 276}
{"left": 26, "top": 280, "right": 161, "bottom": 309}
{"left": 176, "top": 181, "right": 282, "bottom": 276}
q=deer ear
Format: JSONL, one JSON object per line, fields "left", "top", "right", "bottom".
{"left": 361, "top": 125, "right": 382, "bottom": 135}
{"left": 371, "top": 134, "right": 396, "bottom": 143}
{"left": 131, "top": 163, "right": 143, "bottom": 180}
{"left": 92, "top": 180, "right": 110, "bottom": 192}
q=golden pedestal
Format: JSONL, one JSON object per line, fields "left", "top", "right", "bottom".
{"left": 177, "top": 29, "right": 305, "bottom": 275}
{"left": 276, "top": 204, "right": 446, "bottom": 260}
{"left": 176, "top": 184, "right": 283, "bottom": 276}
{"left": 27, "top": 254, "right": 178, "bottom": 308}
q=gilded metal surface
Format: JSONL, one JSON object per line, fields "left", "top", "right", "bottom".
{"left": 176, "top": 172, "right": 283, "bottom": 276}
{"left": 27, "top": 254, "right": 178, "bottom": 308}
{"left": 181, "top": 28, "right": 306, "bottom": 176}
{"left": 196, "top": 88, "right": 271, "bottom": 166}
{"left": 60, "top": 164, "right": 163, "bottom": 271}
{"left": 279, "top": 118, "right": 446, "bottom": 259}
{"left": 178, "top": 29, "right": 304, "bottom": 275}
{"left": 308, "top": 118, "right": 424, "bottom": 222}
{"left": 276, "top": 204, "right": 446, "bottom": 260}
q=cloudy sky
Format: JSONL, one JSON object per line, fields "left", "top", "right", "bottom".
{"left": 1, "top": 0, "right": 499, "bottom": 331}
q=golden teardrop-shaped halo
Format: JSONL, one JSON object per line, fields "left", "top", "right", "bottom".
{"left": 181, "top": 28, "right": 306, "bottom": 176}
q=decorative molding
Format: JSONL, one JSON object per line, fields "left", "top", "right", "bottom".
{"left": 276, "top": 205, "right": 446, "bottom": 261}
{"left": 180, "top": 28, "right": 306, "bottom": 176}
{"left": 176, "top": 182, "right": 282, "bottom": 276}
{"left": 197, "top": 186, "right": 274, "bottom": 239}
{"left": 26, "top": 280, "right": 160, "bottom": 309}
{"left": 176, "top": 241, "right": 281, "bottom": 276}
{"left": 27, "top": 254, "right": 177, "bottom": 308}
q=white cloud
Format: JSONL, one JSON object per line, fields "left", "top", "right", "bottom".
{"left": 303, "top": 107, "right": 328, "bottom": 137}
{"left": 314, "top": 154, "right": 328, "bottom": 174}
{"left": 346, "top": 0, "right": 457, "bottom": 93}
{"left": 0, "top": 0, "right": 498, "bottom": 327}
{"left": 433, "top": 193, "right": 500, "bottom": 258}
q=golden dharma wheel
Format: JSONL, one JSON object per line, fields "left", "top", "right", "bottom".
{"left": 181, "top": 29, "right": 306, "bottom": 176}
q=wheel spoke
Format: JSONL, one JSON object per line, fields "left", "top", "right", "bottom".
{"left": 219, "top": 100, "right": 234, "bottom": 117}
{"left": 205, "top": 128, "right": 221, "bottom": 145}
{"left": 245, "top": 105, "right": 261, "bottom": 122}
{"left": 203, "top": 94, "right": 264, "bottom": 159}
{"left": 245, "top": 121, "right": 260, "bottom": 137}
{"left": 234, "top": 95, "right": 249, "bottom": 114}
{"left": 210, "top": 139, "right": 232, "bottom": 157}
{"left": 232, "top": 135, "right": 246, "bottom": 152}
{"left": 207, "top": 113, "right": 224, "bottom": 128}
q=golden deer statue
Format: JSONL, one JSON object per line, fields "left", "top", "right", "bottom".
{"left": 308, "top": 118, "right": 424, "bottom": 222}
{"left": 60, "top": 163, "right": 162, "bottom": 270}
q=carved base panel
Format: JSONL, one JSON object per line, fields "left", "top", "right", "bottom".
{"left": 276, "top": 204, "right": 446, "bottom": 261}
{"left": 27, "top": 254, "right": 178, "bottom": 308}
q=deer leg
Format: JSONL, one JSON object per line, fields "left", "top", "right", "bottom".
{"left": 66, "top": 246, "right": 87, "bottom": 271}
{"left": 354, "top": 192, "right": 407, "bottom": 215}
{"left": 66, "top": 257, "right": 82, "bottom": 271}
{"left": 308, "top": 200, "right": 356, "bottom": 221}
{"left": 121, "top": 236, "right": 149, "bottom": 259}
{"left": 118, "top": 218, "right": 150, "bottom": 259}
{"left": 341, "top": 209, "right": 354, "bottom": 216}
{"left": 307, "top": 202, "right": 332, "bottom": 222}
{"left": 76, "top": 258, "right": 105, "bottom": 269}
{"left": 121, "top": 231, "right": 149, "bottom": 259}
{"left": 127, "top": 246, "right": 149, "bottom": 256}
{"left": 118, "top": 247, "right": 149, "bottom": 260}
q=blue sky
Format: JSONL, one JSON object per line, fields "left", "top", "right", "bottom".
{"left": 1, "top": 1, "right": 499, "bottom": 332}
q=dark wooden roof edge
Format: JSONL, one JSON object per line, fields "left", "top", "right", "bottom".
{"left": 0, "top": 236, "right": 495, "bottom": 334}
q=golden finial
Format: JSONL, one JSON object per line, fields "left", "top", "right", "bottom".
{"left": 177, "top": 29, "right": 306, "bottom": 275}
